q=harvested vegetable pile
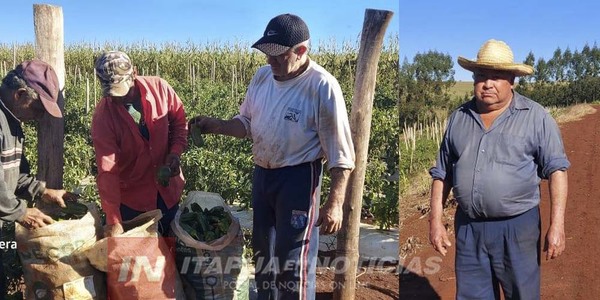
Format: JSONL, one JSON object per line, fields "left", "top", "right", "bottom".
{"left": 51, "top": 202, "right": 88, "bottom": 221}
{"left": 179, "top": 203, "right": 231, "bottom": 242}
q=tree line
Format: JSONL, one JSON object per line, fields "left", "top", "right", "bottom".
{"left": 518, "top": 44, "right": 600, "bottom": 106}
{"left": 398, "top": 42, "right": 600, "bottom": 125}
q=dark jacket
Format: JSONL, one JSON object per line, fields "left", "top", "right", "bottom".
{"left": 0, "top": 98, "right": 46, "bottom": 227}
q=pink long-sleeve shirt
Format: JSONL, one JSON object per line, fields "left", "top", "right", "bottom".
{"left": 91, "top": 76, "right": 187, "bottom": 225}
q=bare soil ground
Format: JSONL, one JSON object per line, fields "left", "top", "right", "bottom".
{"left": 398, "top": 104, "right": 600, "bottom": 299}
{"left": 314, "top": 240, "right": 399, "bottom": 299}
{"left": 316, "top": 267, "right": 399, "bottom": 300}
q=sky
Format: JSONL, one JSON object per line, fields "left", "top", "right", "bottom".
{"left": 397, "top": 1, "right": 600, "bottom": 80}
{"left": 0, "top": 1, "right": 399, "bottom": 52}
{"left": 2, "top": 1, "right": 600, "bottom": 81}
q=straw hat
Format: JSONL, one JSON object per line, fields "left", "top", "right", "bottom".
{"left": 457, "top": 39, "right": 534, "bottom": 76}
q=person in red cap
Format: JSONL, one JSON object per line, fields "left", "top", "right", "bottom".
{"left": 189, "top": 14, "right": 355, "bottom": 300}
{"left": 91, "top": 51, "right": 187, "bottom": 237}
{"left": 0, "top": 59, "right": 78, "bottom": 295}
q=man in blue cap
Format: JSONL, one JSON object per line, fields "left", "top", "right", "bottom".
{"left": 189, "top": 13, "right": 355, "bottom": 300}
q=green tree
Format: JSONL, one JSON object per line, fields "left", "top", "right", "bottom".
{"left": 581, "top": 44, "right": 593, "bottom": 77}
{"left": 569, "top": 49, "right": 585, "bottom": 80}
{"left": 562, "top": 47, "right": 573, "bottom": 80}
{"left": 414, "top": 51, "right": 455, "bottom": 100}
{"left": 589, "top": 43, "right": 600, "bottom": 77}
{"left": 547, "top": 48, "right": 563, "bottom": 81}
{"left": 399, "top": 57, "right": 416, "bottom": 103}
{"left": 519, "top": 51, "right": 536, "bottom": 86}
{"left": 535, "top": 58, "right": 550, "bottom": 83}
{"left": 398, "top": 51, "right": 455, "bottom": 124}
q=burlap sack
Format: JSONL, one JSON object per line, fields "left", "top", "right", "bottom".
{"left": 85, "top": 209, "right": 184, "bottom": 300}
{"left": 15, "top": 203, "right": 105, "bottom": 300}
{"left": 84, "top": 210, "right": 161, "bottom": 272}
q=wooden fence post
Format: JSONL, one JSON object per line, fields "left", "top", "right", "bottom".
{"left": 333, "top": 9, "right": 394, "bottom": 300}
{"left": 86, "top": 75, "right": 90, "bottom": 113}
{"left": 34, "top": 4, "right": 65, "bottom": 189}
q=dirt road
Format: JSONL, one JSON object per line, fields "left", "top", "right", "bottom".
{"left": 399, "top": 105, "right": 600, "bottom": 299}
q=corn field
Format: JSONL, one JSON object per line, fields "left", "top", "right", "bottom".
{"left": 0, "top": 36, "right": 400, "bottom": 229}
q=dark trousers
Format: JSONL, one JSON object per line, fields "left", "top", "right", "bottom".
{"left": 455, "top": 206, "right": 541, "bottom": 300}
{"left": 120, "top": 193, "right": 179, "bottom": 236}
{"left": 252, "top": 160, "right": 322, "bottom": 300}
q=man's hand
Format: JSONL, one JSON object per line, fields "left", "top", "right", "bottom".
{"left": 188, "top": 115, "right": 213, "bottom": 134}
{"left": 316, "top": 202, "right": 343, "bottom": 235}
{"left": 104, "top": 223, "right": 125, "bottom": 238}
{"left": 165, "top": 153, "right": 181, "bottom": 177}
{"left": 41, "top": 188, "right": 79, "bottom": 208}
{"left": 188, "top": 115, "right": 247, "bottom": 138}
{"left": 544, "top": 223, "right": 566, "bottom": 260}
{"left": 429, "top": 219, "right": 452, "bottom": 256}
{"left": 546, "top": 170, "right": 567, "bottom": 260}
{"left": 17, "top": 208, "right": 54, "bottom": 229}
{"left": 316, "top": 167, "right": 351, "bottom": 235}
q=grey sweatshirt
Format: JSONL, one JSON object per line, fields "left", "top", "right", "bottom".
{"left": 0, "top": 98, "right": 46, "bottom": 227}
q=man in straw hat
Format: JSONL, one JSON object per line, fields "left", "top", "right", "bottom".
{"left": 0, "top": 59, "right": 78, "bottom": 295}
{"left": 428, "top": 39, "right": 570, "bottom": 299}
{"left": 189, "top": 13, "right": 355, "bottom": 299}
{"left": 92, "top": 51, "right": 188, "bottom": 237}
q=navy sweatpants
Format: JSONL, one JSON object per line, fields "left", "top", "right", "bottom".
{"left": 455, "top": 206, "right": 541, "bottom": 300}
{"left": 252, "top": 160, "right": 322, "bottom": 300}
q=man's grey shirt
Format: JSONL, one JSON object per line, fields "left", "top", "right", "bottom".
{"left": 430, "top": 91, "right": 570, "bottom": 219}
{"left": 0, "top": 99, "right": 46, "bottom": 227}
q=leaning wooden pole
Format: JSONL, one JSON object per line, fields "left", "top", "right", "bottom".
{"left": 333, "top": 9, "right": 393, "bottom": 300}
{"left": 34, "top": 4, "right": 65, "bottom": 189}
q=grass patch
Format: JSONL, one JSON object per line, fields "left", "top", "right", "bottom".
{"left": 549, "top": 103, "right": 597, "bottom": 124}
{"left": 449, "top": 81, "right": 473, "bottom": 98}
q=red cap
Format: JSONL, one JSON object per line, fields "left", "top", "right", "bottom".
{"left": 16, "top": 60, "right": 62, "bottom": 118}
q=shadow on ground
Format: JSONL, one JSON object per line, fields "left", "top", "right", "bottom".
{"left": 398, "top": 265, "right": 441, "bottom": 300}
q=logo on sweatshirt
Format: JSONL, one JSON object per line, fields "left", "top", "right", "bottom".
{"left": 284, "top": 107, "right": 300, "bottom": 123}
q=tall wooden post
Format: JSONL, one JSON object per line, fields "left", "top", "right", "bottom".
{"left": 34, "top": 4, "right": 65, "bottom": 188}
{"left": 333, "top": 9, "right": 393, "bottom": 300}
